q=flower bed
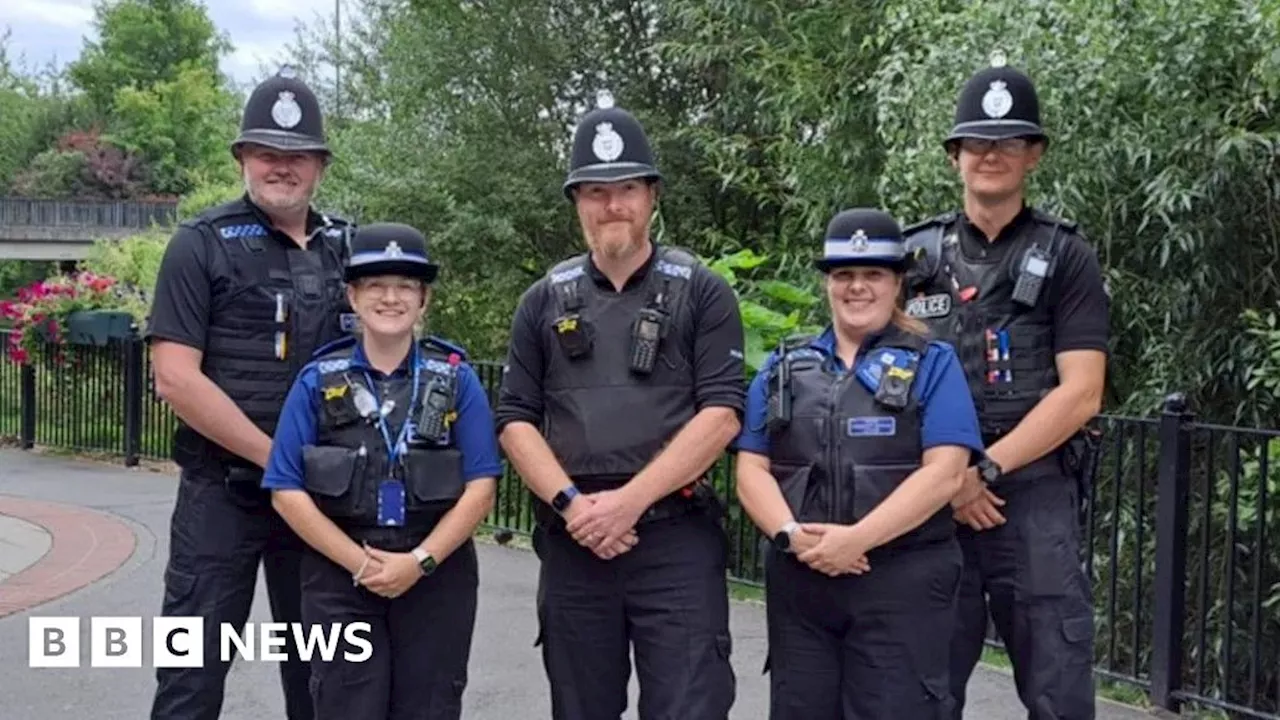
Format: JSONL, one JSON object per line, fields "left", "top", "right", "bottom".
{"left": 0, "top": 271, "right": 138, "bottom": 365}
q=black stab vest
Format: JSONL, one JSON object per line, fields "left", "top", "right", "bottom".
{"left": 766, "top": 328, "right": 954, "bottom": 551}
{"left": 301, "top": 336, "right": 470, "bottom": 549}
{"left": 539, "top": 245, "right": 699, "bottom": 481}
{"left": 173, "top": 197, "right": 355, "bottom": 470}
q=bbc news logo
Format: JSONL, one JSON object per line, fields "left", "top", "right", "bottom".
{"left": 28, "top": 617, "right": 373, "bottom": 668}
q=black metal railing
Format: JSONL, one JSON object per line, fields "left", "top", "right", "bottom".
{"left": 0, "top": 196, "right": 178, "bottom": 229}
{"left": 0, "top": 328, "right": 1276, "bottom": 719}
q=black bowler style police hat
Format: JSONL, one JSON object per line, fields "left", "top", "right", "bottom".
{"left": 814, "top": 208, "right": 908, "bottom": 274}
{"left": 944, "top": 53, "right": 1047, "bottom": 149}
{"left": 563, "top": 99, "right": 663, "bottom": 200}
{"left": 231, "top": 66, "right": 330, "bottom": 158}
{"left": 344, "top": 223, "right": 439, "bottom": 284}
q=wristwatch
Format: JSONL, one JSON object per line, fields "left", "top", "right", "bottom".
{"left": 410, "top": 547, "right": 437, "bottom": 577}
{"left": 772, "top": 521, "right": 800, "bottom": 553}
{"left": 977, "top": 455, "right": 1003, "bottom": 485}
{"left": 551, "top": 485, "right": 580, "bottom": 514}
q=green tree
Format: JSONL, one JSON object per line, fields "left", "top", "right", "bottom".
{"left": 110, "top": 62, "right": 240, "bottom": 194}
{"left": 67, "top": 0, "right": 232, "bottom": 117}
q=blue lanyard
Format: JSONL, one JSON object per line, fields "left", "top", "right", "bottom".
{"left": 360, "top": 344, "right": 421, "bottom": 472}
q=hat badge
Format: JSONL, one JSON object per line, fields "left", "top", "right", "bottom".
{"left": 592, "top": 122, "right": 624, "bottom": 162}
{"left": 849, "top": 229, "right": 869, "bottom": 253}
{"left": 385, "top": 241, "right": 403, "bottom": 257}
{"left": 981, "top": 79, "right": 1013, "bottom": 119}
{"left": 271, "top": 90, "right": 302, "bottom": 129}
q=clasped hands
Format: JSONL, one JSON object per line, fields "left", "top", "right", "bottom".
{"left": 951, "top": 466, "right": 1007, "bottom": 531}
{"left": 791, "top": 523, "right": 873, "bottom": 577}
{"left": 351, "top": 542, "right": 425, "bottom": 599}
{"left": 564, "top": 489, "right": 643, "bottom": 560}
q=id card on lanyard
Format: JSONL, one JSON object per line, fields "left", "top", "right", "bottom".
{"left": 363, "top": 345, "right": 422, "bottom": 527}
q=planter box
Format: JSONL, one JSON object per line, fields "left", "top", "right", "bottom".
{"left": 65, "top": 310, "right": 135, "bottom": 346}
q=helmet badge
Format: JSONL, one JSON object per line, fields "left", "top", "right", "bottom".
{"left": 271, "top": 91, "right": 303, "bottom": 129}
{"left": 385, "top": 241, "right": 403, "bottom": 257}
{"left": 981, "top": 80, "right": 1013, "bottom": 119}
{"left": 592, "top": 122, "right": 624, "bottom": 162}
{"left": 850, "top": 229, "right": 869, "bottom": 253}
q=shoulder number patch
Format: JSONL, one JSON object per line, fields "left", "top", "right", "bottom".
{"left": 906, "top": 293, "right": 952, "bottom": 319}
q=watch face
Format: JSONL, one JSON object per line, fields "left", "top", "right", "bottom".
{"left": 774, "top": 531, "right": 791, "bottom": 551}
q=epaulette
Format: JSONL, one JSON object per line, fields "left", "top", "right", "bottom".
{"left": 1030, "top": 207, "right": 1079, "bottom": 233}
{"left": 546, "top": 253, "right": 588, "bottom": 284}
{"left": 902, "top": 211, "right": 958, "bottom": 237}
{"left": 655, "top": 245, "right": 701, "bottom": 279}
{"left": 421, "top": 335, "right": 468, "bottom": 361}
{"left": 308, "top": 336, "right": 358, "bottom": 376}
{"left": 312, "top": 335, "right": 358, "bottom": 361}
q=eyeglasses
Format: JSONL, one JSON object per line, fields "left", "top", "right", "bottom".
{"left": 357, "top": 279, "right": 422, "bottom": 297}
{"left": 959, "top": 137, "right": 1033, "bottom": 155}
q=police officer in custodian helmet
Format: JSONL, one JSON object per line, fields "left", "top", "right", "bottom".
{"left": 735, "top": 208, "right": 985, "bottom": 718}
{"left": 263, "top": 223, "right": 501, "bottom": 719}
{"left": 147, "top": 66, "right": 354, "bottom": 720}
{"left": 494, "top": 99, "right": 747, "bottom": 719}
{"left": 902, "top": 55, "right": 1111, "bottom": 719}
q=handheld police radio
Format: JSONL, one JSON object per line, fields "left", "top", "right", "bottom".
{"left": 766, "top": 350, "right": 792, "bottom": 432}
{"left": 629, "top": 308, "right": 665, "bottom": 374}
{"left": 414, "top": 356, "right": 459, "bottom": 443}
{"left": 1012, "top": 245, "right": 1052, "bottom": 307}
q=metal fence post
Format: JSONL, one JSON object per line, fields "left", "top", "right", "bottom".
{"left": 19, "top": 363, "right": 35, "bottom": 449}
{"left": 122, "top": 335, "right": 143, "bottom": 467}
{"left": 1150, "top": 392, "right": 1193, "bottom": 711}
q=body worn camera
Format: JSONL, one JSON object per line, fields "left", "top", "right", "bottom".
{"left": 554, "top": 314, "right": 592, "bottom": 359}
{"left": 414, "top": 375, "right": 454, "bottom": 443}
{"left": 766, "top": 355, "right": 792, "bottom": 431}
{"left": 629, "top": 308, "right": 665, "bottom": 374}
{"left": 874, "top": 364, "right": 914, "bottom": 410}
{"left": 1012, "top": 246, "right": 1052, "bottom": 307}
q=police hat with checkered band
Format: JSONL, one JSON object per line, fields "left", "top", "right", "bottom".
{"left": 563, "top": 97, "right": 662, "bottom": 200}
{"left": 944, "top": 52, "right": 1047, "bottom": 149}
{"left": 344, "top": 223, "right": 438, "bottom": 284}
{"left": 815, "top": 208, "right": 909, "bottom": 273}
{"left": 231, "top": 66, "right": 330, "bottom": 159}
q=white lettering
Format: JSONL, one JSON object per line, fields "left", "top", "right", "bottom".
{"left": 260, "top": 622, "right": 289, "bottom": 661}
{"left": 291, "top": 622, "right": 343, "bottom": 662}
{"left": 343, "top": 622, "right": 373, "bottom": 662}
{"left": 220, "top": 623, "right": 254, "bottom": 662}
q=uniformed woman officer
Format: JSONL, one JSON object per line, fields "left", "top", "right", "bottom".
{"left": 734, "top": 208, "right": 986, "bottom": 719}
{"left": 262, "top": 222, "right": 501, "bottom": 720}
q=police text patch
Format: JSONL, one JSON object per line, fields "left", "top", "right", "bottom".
{"left": 906, "top": 293, "right": 952, "bottom": 319}
{"left": 847, "top": 416, "right": 896, "bottom": 437}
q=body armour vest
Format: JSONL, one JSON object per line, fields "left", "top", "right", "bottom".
{"left": 765, "top": 327, "right": 953, "bottom": 551}
{"left": 176, "top": 198, "right": 354, "bottom": 468}
{"left": 299, "top": 336, "right": 469, "bottom": 547}
{"left": 903, "top": 209, "right": 1070, "bottom": 437}
{"left": 540, "top": 245, "right": 699, "bottom": 480}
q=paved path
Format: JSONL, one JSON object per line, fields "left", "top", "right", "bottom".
{"left": 0, "top": 449, "right": 1160, "bottom": 719}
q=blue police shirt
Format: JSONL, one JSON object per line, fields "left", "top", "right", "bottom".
{"left": 263, "top": 340, "right": 504, "bottom": 491}
{"left": 735, "top": 326, "right": 984, "bottom": 458}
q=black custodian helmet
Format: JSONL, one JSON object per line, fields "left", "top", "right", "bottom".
{"left": 231, "top": 66, "right": 330, "bottom": 158}
{"left": 945, "top": 53, "right": 1047, "bottom": 149}
{"left": 814, "top": 208, "right": 909, "bottom": 274}
{"left": 344, "top": 223, "right": 439, "bottom": 284}
{"left": 563, "top": 99, "right": 662, "bottom": 200}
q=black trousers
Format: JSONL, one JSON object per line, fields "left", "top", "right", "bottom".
{"left": 532, "top": 511, "right": 736, "bottom": 720}
{"left": 151, "top": 468, "right": 312, "bottom": 720}
{"left": 764, "top": 538, "right": 963, "bottom": 719}
{"left": 300, "top": 539, "right": 479, "bottom": 720}
{"left": 949, "top": 475, "right": 1096, "bottom": 720}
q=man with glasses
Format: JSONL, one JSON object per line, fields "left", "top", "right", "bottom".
{"left": 902, "top": 55, "right": 1110, "bottom": 720}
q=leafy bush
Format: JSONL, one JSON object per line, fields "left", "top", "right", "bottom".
{"left": 79, "top": 229, "right": 169, "bottom": 329}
